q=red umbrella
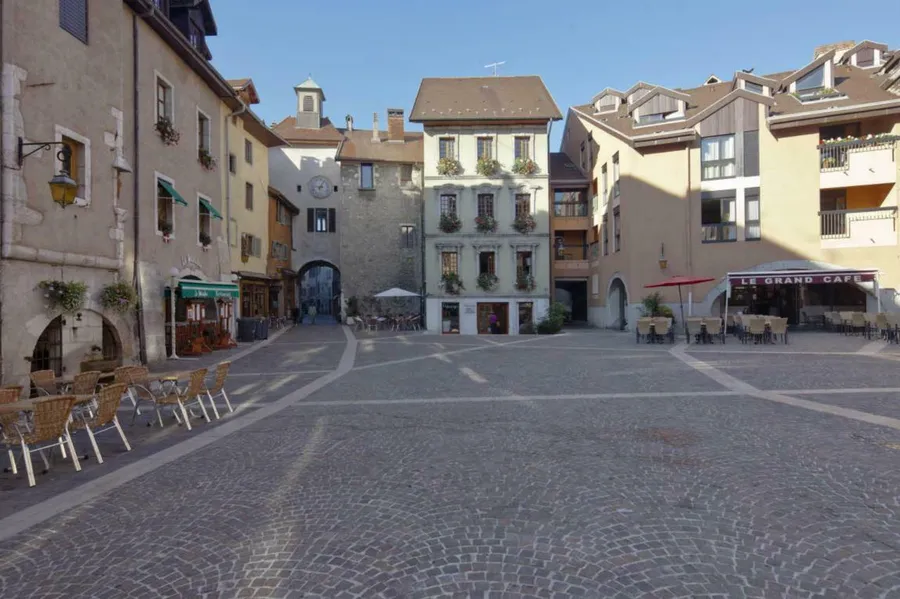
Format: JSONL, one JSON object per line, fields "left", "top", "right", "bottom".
{"left": 644, "top": 275, "right": 716, "bottom": 337}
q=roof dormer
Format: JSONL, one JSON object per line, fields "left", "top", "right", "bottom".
{"left": 591, "top": 88, "right": 624, "bottom": 114}
{"left": 624, "top": 82, "right": 655, "bottom": 105}
{"left": 838, "top": 40, "right": 888, "bottom": 69}
{"left": 732, "top": 72, "right": 776, "bottom": 97}
{"left": 628, "top": 87, "right": 690, "bottom": 127}
{"left": 704, "top": 74, "right": 721, "bottom": 85}
{"left": 779, "top": 49, "right": 846, "bottom": 103}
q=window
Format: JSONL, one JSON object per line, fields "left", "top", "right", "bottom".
{"left": 306, "top": 207, "right": 336, "bottom": 233}
{"left": 477, "top": 137, "right": 493, "bottom": 159}
{"left": 302, "top": 95, "right": 314, "bottom": 112}
{"left": 553, "top": 190, "right": 586, "bottom": 217}
{"left": 477, "top": 194, "right": 494, "bottom": 218}
{"left": 613, "top": 207, "right": 621, "bottom": 252}
{"left": 745, "top": 81, "right": 764, "bottom": 94}
{"left": 360, "top": 163, "right": 374, "bottom": 189}
{"left": 400, "top": 164, "right": 413, "bottom": 183}
{"left": 796, "top": 65, "right": 825, "bottom": 92}
{"left": 245, "top": 182, "right": 254, "bottom": 211}
{"left": 315, "top": 208, "right": 328, "bottom": 232}
{"left": 856, "top": 48, "right": 875, "bottom": 68}
{"left": 439, "top": 137, "right": 455, "bottom": 159}
{"left": 701, "top": 135, "right": 736, "bottom": 180}
{"left": 701, "top": 191, "right": 737, "bottom": 242}
{"left": 60, "top": 0, "right": 88, "bottom": 43}
{"left": 517, "top": 250, "right": 532, "bottom": 276}
{"left": 514, "top": 137, "right": 530, "bottom": 159}
{"left": 743, "top": 130, "right": 759, "bottom": 177}
{"left": 441, "top": 302, "right": 460, "bottom": 334}
{"left": 601, "top": 164, "right": 608, "bottom": 200}
{"left": 440, "top": 194, "right": 457, "bottom": 216}
{"left": 515, "top": 193, "right": 531, "bottom": 218}
{"left": 637, "top": 112, "right": 670, "bottom": 125}
{"left": 276, "top": 202, "right": 291, "bottom": 225}
{"left": 228, "top": 153, "right": 236, "bottom": 174}
{"left": 156, "top": 76, "right": 173, "bottom": 122}
{"left": 198, "top": 197, "right": 211, "bottom": 245}
{"left": 478, "top": 251, "right": 496, "bottom": 275}
{"left": 60, "top": 134, "right": 88, "bottom": 203}
{"left": 612, "top": 153, "right": 620, "bottom": 196}
{"left": 518, "top": 303, "right": 534, "bottom": 328}
{"left": 156, "top": 177, "right": 174, "bottom": 234}
{"left": 241, "top": 234, "right": 262, "bottom": 258}
{"left": 602, "top": 214, "right": 608, "bottom": 256}
{"left": 229, "top": 219, "right": 238, "bottom": 247}
{"left": 271, "top": 241, "right": 289, "bottom": 260}
{"left": 197, "top": 110, "right": 211, "bottom": 154}
{"left": 244, "top": 139, "right": 253, "bottom": 164}
{"left": 441, "top": 251, "right": 459, "bottom": 275}
{"left": 400, "top": 225, "right": 416, "bottom": 248}
{"left": 745, "top": 189, "right": 760, "bottom": 241}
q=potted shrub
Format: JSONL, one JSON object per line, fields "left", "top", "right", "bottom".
{"left": 199, "top": 232, "right": 212, "bottom": 250}
{"left": 160, "top": 223, "right": 173, "bottom": 242}
{"left": 441, "top": 272, "right": 464, "bottom": 295}
{"left": 476, "top": 272, "right": 498, "bottom": 292}
{"left": 437, "top": 157, "right": 462, "bottom": 176}
{"left": 38, "top": 280, "right": 88, "bottom": 313}
{"left": 476, "top": 158, "right": 500, "bottom": 176}
{"left": 474, "top": 215, "right": 497, "bottom": 233}
{"left": 512, "top": 157, "right": 538, "bottom": 175}
{"left": 99, "top": 281, "right": 137, "bottom": 313}
{"left": 512, "top": 214, "right": 537, "bottom": 234}
{"left": 640, "top": 291, "right": 675, "bottom": 321}
{"left": 439, "top": 212, "right": 462, "bottom": 233}
{"left": 536, "top": 301, "right": 567, "bottom": 334}
{"left": 198, "top": 148, "right": 217, "bottom": 171}
{"left": 516, "top": 271, "right": 535, "bottom": 291}
{"left": 154, "top": 117, "right": 180, "bottom": 146}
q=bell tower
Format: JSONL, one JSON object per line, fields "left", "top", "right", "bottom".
{"left": 294, "top": 76, "right": 325, "bottom": 129}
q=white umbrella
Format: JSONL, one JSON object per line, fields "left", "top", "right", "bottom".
{"left": 373, "top": 287, "right": 419, "bottom": 298}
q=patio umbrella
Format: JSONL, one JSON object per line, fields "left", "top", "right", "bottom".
{"left": 644, "top": 275, "right": 716, "bottom": 337}
{"left": 373, "top": 287, "right": 419, "bottom": 298}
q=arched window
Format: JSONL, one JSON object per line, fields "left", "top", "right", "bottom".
{"left": 302, "top": 95, "right": 314, "bottom": 112}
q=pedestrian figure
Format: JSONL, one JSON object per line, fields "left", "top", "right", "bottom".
{"left": 488, "top": 311, "right": 499, "bottom": 334}
{"left": 308, "top": 302, "right": 318, "bottom": 325}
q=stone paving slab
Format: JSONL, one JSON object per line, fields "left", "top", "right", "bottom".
{"left": 708, "top": 354, "right": 900, "bottom": 390}
{"left": 794, "top": 392, "right": 900, "bottom": 423}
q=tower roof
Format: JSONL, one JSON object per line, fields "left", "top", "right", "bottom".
{"left": 294, "top": 76, "right": 325, "bottom": 100}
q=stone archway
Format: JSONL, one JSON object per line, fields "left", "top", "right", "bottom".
{"left": 606, "top": 274, "right": 629, "bottom": 330}
{"left": 298, "top": 260, "right": 341, "bottom": 320}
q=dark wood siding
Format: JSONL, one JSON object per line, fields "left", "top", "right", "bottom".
{"left": 598, "top": 95, "right": 618, "bottom": 109}
{"left": 743, "top": 130, "right": 760, "bottom": 177}
{"left": 699, "top": 98, "right": 759, "bottom": 137}
{"left": 307, "top": 208, "right": 314, "bottom": 232}
{"left": 856, "top": 47, "right": 875, "bottom": 67}
{"left": 327, "top": 208, "right": 337, "bottom": 233}
{"left": 643, "top": 94, "right": 680, "bottom": 115}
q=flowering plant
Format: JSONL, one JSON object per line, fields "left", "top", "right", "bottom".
{"left": 474, "top": 215, "right": 497, "bottom": 233}
{"left": 99, "top": 281, "right": 138, "bottom": 313}
{"left": 198, "top": 148, "right": 217, "bottom": 171}
{"left": 476, "top": 158, "right": 500, "bottom": 176}
{"left": 439, "top": 212, "right": 462, "bottom": 233}
{"left": 476, "top": 272, "right": 498, "bottom": 292}
{"left": 437, "top": 157, "right": 462, "bottom": 176}
{"left": 516, "top": 271, "right": 535, "bottom": 291}
{"left": 512, "top": 214, "right": 537, "bottom": 234}
{"left": 39, "top": 280, "right": 88, "bottom": 313}
{"left": 441, "top": 272, "right": 464, "bottom": 295}
{"left": 512, "top": 157, "right": 538, "bottom": 175}
{"left": 199, "top": 232, "right": 212, "bottom": 247}
{"left": 154, "top": 117, "right": 180, "bottom": 146}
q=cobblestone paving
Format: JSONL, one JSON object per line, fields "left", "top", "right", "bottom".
{"left": 3, "top": 328, "right": 900, "bottom": 598}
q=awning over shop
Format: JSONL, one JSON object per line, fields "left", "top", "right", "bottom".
{"left": 158, "top": 179, "right": 188, "bottom": 206}
{"left": 167, "top": 279, "right": 240, "bottom": 299}
{"left": 727, "top": 268, "right": 879, "bottom": 286}
{"left": 234, "top": 271, "right": 278, "bottom": 281}
{"left": 198, "top": 197, "right": 223, "bottom": 219}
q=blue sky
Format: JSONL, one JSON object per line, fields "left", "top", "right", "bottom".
{"left": 208, "top": 0, "right": 899, "bottom": 149}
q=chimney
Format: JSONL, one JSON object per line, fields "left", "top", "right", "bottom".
{"left": 387, "top": 108, "right": 405, "bottom": 142}
{"left": 814, "top": 40, "right": 855, "bottom": 61}
{"left": 372, "top": 112, "right": 380, "bottom": 143}
{"left": 345, "top": 114, "right": 353, "bottom": 132}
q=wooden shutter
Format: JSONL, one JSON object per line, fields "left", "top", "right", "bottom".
{"left": 327, "top": 208, "right": 336, "bottom": 232}
{"left": 59, "top": 0, "right": 88, "bottom": 44}
{"left": 252, "top": 236, "right": 262, "bottom": 257}
{"left": 307, "top": 208, "right": 314, "bottom": 232}
{"left": 240, "top": 234, "right": 249, "bottom": 256}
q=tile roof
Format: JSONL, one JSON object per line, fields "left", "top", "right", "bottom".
{"left": 549, "top": 152, "right": 588, "bottom": 183}
{"left": 410, "top": 76, "right": 562, "bottom": 122}
{"left": 335, "top": 130, "right": 424, "bottom": 163}
{"left": 272, "top": 116, "right": 344, "bottom": 145}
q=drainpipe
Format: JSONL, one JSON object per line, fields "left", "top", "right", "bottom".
{"left": 685, "top": 143, "right": 693, "bottom": 276}
{"left": 224, "top": 101, "right": 247, "bottom": 248}
{"left": 419, "top": 163, "right": 426, "bottom": 327}
{"left": 0, "top": 0, "right": 5, "bottom": 377}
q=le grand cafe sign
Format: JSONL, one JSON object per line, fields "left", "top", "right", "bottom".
{"left": 730, "top": 272, "right": 876, "bottom": 287}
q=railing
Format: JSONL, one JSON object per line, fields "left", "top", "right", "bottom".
{"left": 553, "top": 202, "right": 589, "bottom": 217}
{"left": 701, "top": 223, "right": 737, "bottom": 243}
{"left": 554, "top": 244, "right": 588, "bottom": 260}
{"left": 818, "top": 136, "right": 899, "bottom": 171}
{"left": 819, "top": 207, "right": 897, "bottom": 239}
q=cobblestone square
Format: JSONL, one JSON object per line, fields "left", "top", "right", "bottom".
{"left": 3, "top": 326, "right": 900, "bottom": 598}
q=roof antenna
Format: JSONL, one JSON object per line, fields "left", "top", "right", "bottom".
{"left": 484, "top": 61, "right": 506, "bottom": 76}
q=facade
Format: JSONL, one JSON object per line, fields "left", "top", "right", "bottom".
{"left": 224, "top": 78, "right": 285, "bottom": 319}
{"left": 336, "top": 110, "right": 424, "bottom": 306}
{"left": 561, "top": 40, "right": 900, "bottom": 329}
{"left": 267, "top": 186, "right": 298, "bottom": 318}
{"left": 549, "top": 153, "right": 591, "bottom": 322}
{"left": 270, "top": 78, "right": 343, "bottom": 318}
{"left": 410, "top": 76, "right": 561, "bottom": 334}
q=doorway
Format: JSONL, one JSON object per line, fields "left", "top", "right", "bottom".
{"left": 31, "top": 316, "right": 64, "bottom": 376}
{"left": 477, "top": 302, "right": 509, "bottom": 334}
{"left": 555, "top": 280, "right": 588, "bottom": 322}
{"left": 299, "top": 262, "right": 341, "bottom": 318}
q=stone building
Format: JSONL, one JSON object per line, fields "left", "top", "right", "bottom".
{"left": 336, "top": 110, "right": 424, "bottom": 309}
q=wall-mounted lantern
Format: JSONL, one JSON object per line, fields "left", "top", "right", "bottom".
{"left": 17, "top": 137, "right": 78, "bottom": 208}
{"left": 658, "top": 243, "right": 668, "bottom": 270}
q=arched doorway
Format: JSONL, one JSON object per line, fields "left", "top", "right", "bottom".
{"left": 608, "top": 277, "right": 628, "bottom": 330}
{"left": 31, "top": 316, "right": 63, "bottom": 376}
{"left": 299, "top": 261, "right": 341, "bottom": 320}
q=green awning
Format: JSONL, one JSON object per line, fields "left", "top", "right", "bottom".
{"left": 158, "top": 179, "right": 188, "bottom": 207}
{"left": 178, "top": 280, "right": 239, "bottom": 299}
{"left": 199, "top": 197, "right": 223, "bottom": 220}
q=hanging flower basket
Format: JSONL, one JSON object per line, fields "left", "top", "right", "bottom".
{"left": 512, "top": 214, "right": 537, "bottom": 234}
{"left": 199, "top": 232, "right": 212, "bottom": 251}
{"left": 512, "top": 158, "right": 538, "bottom": 175}
{"left": 198, "top": 148, "right": 217, "bottom": 171}
{"left": 474, "top": 215, "right": 497, "bottom": 233}
{"left": 441, "top": 272, "right": 464, "bottom": 295}
{"left": 160, "top": 223, "right": 173, "bottom": 243}
{"left": 439, "top": 212, "right": 462, "bottom": 233}
{"left": 39, "top": 280, "right": 88, "bottom": 314}
{"left": 516, "top": 271, "right": 535, "bottom": 291}
{"left": 154, "top": 117, "right": 181, "bottom": 146}
{"left": 437, "top": 157, "right": 462, "bottom": 176}
{"left": 476, "top": 158, "right": 500, "bottom": 177}
{"left": 477, "top": 272, "right": 498, "bottom": 292}
{"left": 99, "top": 281, "right": 138, "bottom": 313}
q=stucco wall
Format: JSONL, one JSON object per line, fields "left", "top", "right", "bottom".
{"left": 226, "top": 115, "right": 269, "bottom": 276}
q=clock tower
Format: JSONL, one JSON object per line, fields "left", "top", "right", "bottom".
{"left": 294, "top": 76, "right": 324, "bottom": 129}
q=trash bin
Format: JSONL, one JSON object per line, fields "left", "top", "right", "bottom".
{"left": 236, "top": 318, "right": 257, "bottom": 342}
{"left": 255, "top": 317, "right": 269, "bottom": 340}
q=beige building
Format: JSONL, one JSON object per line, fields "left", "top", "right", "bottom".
{"left": 410, "top": 76, "right": 561, "bottom": 334}
{"left": 562, "top": 40, "right": 900, "bottom": 329}
{"left": 0, "top": 0, "right": 248, "bottom": 386}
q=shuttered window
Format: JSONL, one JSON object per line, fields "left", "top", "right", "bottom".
{"left": 60, "top": 0, "right": 88, "bottom": 44}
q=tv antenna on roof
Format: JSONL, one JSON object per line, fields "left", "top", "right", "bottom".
{"left": 485, "top": 61, "right": 506, "bottom": 76}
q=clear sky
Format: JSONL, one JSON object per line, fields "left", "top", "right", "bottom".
{"left": 208, "top": 0, "right": 899, "bottom": 149}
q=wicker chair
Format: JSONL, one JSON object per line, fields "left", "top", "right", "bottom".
{"left": 0, "top": 388, "right": 24, "bottom": 474}
{"left": 71, "top": 371, "right": 101, "bottom": 395}
{"left": 705, "top": 318, "right": 724, "bottom": 344}
{"left": 131, "top": 368, "right": 210, "bottom": 430}
{"left": 203, "top": 361, "right": 233, "bottom": 419}
{"left": 685, "top": 318, "right": 704, "bottom": 344}
{"left": 13, "top": 395, "right": 81, "bottom": 487}
{"left": 70, "top": 383, "right": 131, "bottom": 464}
{"left": 30, "top": 370, "right": 57, "bottom": 397}
{"left": 769, "top": 317, "right": 789, "bottom": 344}
{"left": 113, "top": 365, "right": 143, "bottom": 414}
{"left": 1, "top": 385, "right": 24, "bottom": 399}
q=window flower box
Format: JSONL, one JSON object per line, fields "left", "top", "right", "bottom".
{"left": 512, "top": 158, "right": 538, "bottom": 175}
{"left": 476, "top": 272, "right": 498, "bottom": 292}
{"left": 160, "top": 223, "right": 173, "bottom": 242}
{"left": 439, "top": 213, "right": 462, "bottom": 233}
{"left": 154, "top": 117, "right": 181, "bottom": 146}
{"left": 99, "top": 281, "right": 138, "bottom": 313}
{"left": 199, "top": 232, "right": 212, "bottom": 251}
{"left": 198, "top": 148, "right": 217, "bottom": 171}
{"left": 476, "top": 158, "right": 500, "bottom": 177}
{"left": 441, "top": 272, "right": 464, "bottom": 295}
{"left": 516, "top": 271, "right": 535, "bottom": 291}
{"left": 437, "top": 157, "right": 462, "bottom": 176}
{"left": 474, "top": 215, "right": 497, "bottom": 233}
{"left": 512, "top": 214, "right": 537, "bottom": 234}
{"left": 39, "top": 280, "right": 88, "bottom": 314}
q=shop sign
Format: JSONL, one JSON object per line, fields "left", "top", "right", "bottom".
{"left": 731, "top": 273, "right": 876, "bottom": 286}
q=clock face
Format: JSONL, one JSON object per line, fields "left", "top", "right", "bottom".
{"left": 309, "top": 175, "right": 332, "bottom": 199}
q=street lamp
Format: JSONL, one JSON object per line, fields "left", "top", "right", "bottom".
{"left": 169, "top": 267, "right": 180, "bottom": 360}
{"left": 17, "top": 137, "right": 78, "bottom": 208}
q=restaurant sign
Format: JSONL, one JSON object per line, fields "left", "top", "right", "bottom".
{"left": 730, "top": 272, "right": 876, "bottom": 286}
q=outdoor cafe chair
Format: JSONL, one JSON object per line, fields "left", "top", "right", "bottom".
{"left": 30, "top": 370, "right": 57, "bottom": 397}
{"left": 70, "top": 383, "right": 131, "bottom": 464}
{"left": 705, "top": 318, "right": 724, "bottom": 344}
{"left": 71, "top": 371, "right": 102, "bottom": 395}
{"left": 769, "top": 317, "right": 788, "bottom": 344}
{"left": 849, "top": 312, "right": 866, "bottom": 336}
{"left": 685, "top": 318, "right": 704, "bottom": 344}
{"left": 744, "top": 317, "right": 767, "bottom": 344}
{"left": 130, "top": 367, "right": 210, "bottom": 431}
{"left": 635, "top": 318, "right": 653, "bottom": 343}
{"left": 11, "top": 395, "right": 81, "bottom": 487}
{"left": 203, "top": 361, "right": 234, "bottom": 419}
{"left": 114, "top": 365, "right": 142, "bottom": 414}
{"left": 652, "top": 317, "right": 674, "bottom": 344}
{"left": 0, "top": 388, "right": 25, "bottom": 474}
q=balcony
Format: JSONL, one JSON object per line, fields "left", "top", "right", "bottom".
{"left": 701, "top": 223, "right": 737, "bottom": 243}
{"left": 553, "top": 244, "right": 590, "bottom": 278}
{"left": 552, "top": 201, "right": 590, "bottom": 229}
{"left": 819, "top": 136, "right": 899, "bottom": 189}
{"left": 819, "top": 207, "right": 898, "bottom": 249}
